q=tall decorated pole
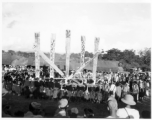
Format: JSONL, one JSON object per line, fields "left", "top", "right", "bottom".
{"left": 65, "top": 30, "right": 71, "bottom": 84}
{"left": 80, "top": 36, "right": 86, "bottom": 83}
{"left": 50, "top": 34, "right": 56, "bottom": 78}
{"left": 80, "top": 36, "right": 86, "bottom": 67}
{"left": 93, "top": 37, "right": 100, "bottom": 84}
{"left": 67, "top": 50, "right": 101, "bottom": 80}
{"left": 35, "top": 33, "right": 40, "bottom": 78}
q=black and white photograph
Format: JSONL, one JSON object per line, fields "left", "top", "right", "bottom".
{"left": 2, "top": 0, "right": 151, "bottom": 118}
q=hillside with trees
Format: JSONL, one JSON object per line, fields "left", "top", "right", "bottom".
{"left": 2, "top": 48, "right": 151, "bottom": 71}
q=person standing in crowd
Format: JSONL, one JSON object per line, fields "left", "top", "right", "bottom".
{"left": 53, "top": 87, "right": 59, "bottom": 101}
{"left": 121, "top": 82, "right": 129, "bottom": 98}
{"left": 84, "top": 86, "right": 90, "bottom": 102}
{"left": 103, "top": 80, "right": 109, "bottom": 102}
{"left": 90, "top": 87, "right": 96, "bottom": 103}
{"left": 97, "top": 90, "right": 102, "bottom": 103}
{"left": 116, "top": 94, "right": 140, "bottom": 118}
{"left": 132, "top": 81, "right": 139, "bottom": 103}
{"left": 108, "top": 91, "right": 117, "bottom": 105}
{"left": 145, "top": 80, "right": 150, "bottom": 97}
{"left": 139, "top": 79, "right": 145, "bottom": 101}
{"left": 115, "top": 82, "right": 122, "bottom": 102}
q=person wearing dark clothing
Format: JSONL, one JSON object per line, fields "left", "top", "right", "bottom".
{"left": 24, "top": 86, "right": 31, "bottom": 98}
{"left": 14, "top": 111, "right": 24, "bottom": 117}
{"left": 83, "top": 108, "right": 94, "bottom": 118}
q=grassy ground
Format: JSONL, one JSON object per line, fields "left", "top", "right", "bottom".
{"left": 3, "top": 94, "right": 151, "bottom": 118}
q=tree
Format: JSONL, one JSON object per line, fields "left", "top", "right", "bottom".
{"left": 102, "top": 48, "right": 122, "bottom": 61}
{"left": 121, "top": 49, "right": 136, "bottom": 64}
{"left": 85, "top": 51, "right": 93, "bottom": 58}
{"left": 8, "top": 50, "right": 15, "bottom": 55}
{"left": 139, "top": 48, "right": 151, "bottom": 71}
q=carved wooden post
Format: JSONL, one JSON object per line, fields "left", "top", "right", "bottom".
{"left": 50, "top": 34, "right": 56, "bottom": 78}
{"left": 80, "top": 36, "right": 86, "bottom": 67}
{"left": 65, "top": 30, "right": 71, "bottom": 84}
{"left": 93, "top": 37, "right": 100, "bottom": 84}
{"left": 35, "top": 33, "right": 40, "bottom": 78}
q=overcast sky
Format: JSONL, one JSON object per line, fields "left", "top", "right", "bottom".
{"left": 2, "top": 2, "right": 151, "bottom": 54}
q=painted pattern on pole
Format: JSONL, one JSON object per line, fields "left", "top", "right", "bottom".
{"left": 67, "top": 50, "right": 101, "bottom": 80}
{"left": 65, "top": 30, "right": 71, "bottom": 80}
{"left": 80, "top": 36, "right": 86, "bottom": 67}
{"left": 93, "top": 37, "right": 100, "bottom": 84}
{"left": 50, "top": 34, "right": 56, "bottom": 78}
{"left": 35, "top": 33, "right": 40, "bottom": 78}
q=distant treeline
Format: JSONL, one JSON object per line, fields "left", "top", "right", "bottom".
{"left": 2, "top": 48, "right": 151, "bottom": 71}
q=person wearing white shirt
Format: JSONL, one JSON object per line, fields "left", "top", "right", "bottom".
{"left": 109, "top": 82, "right": 116, "bottom": 97}
{"left": 116, "top": 94, "right": 140, "bottom": 119}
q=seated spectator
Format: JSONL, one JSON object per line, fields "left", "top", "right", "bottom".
{"left": 14, "top": 110, "right": 24, "bottom": 117}
{"left": 54, "top": 99, "right": 69, "bottom": 118}
{"left": 3, "top": 105, "right": 12, "bottom": 117}
{"left": 106, "top": 99, "right": 118, "bottom": 118}
{"left": 68, "top": 107, "right": 79, "bottom": 118}
{"left": 83, "top": 108, "right": 94, "bottom": 118}
{"left": 141, "top": 110, "right": 150, "bottom": 118}
{"left": 24, "top": 102, "right": 43, "bottom": 118}
{"left": 2, "top": 98, "right": 11, "bottom": 117}
{"left": 43, "top": 106, "right": 58, "bottom": 118}
{"left": 116, "top": 94, "right": 140, "bottom": 119}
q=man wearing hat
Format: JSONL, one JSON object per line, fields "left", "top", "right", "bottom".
{"left": 68, "top": 107, "right": 79, "bottom": 118}
{"left": 54, "top": 99, "right": 69, "bottom": 117}
{"left": 116, "top": 94, "right": 140, "bottom": 118}
{"left": 24, "top": 102, "right": 43, "bottom": 117}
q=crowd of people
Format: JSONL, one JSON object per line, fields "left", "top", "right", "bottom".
{"left": 2, "top": 65, "right": 151, "bottom": 118}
